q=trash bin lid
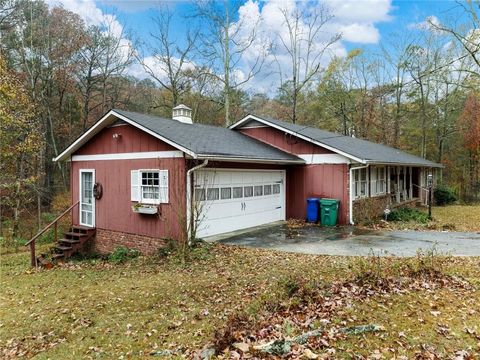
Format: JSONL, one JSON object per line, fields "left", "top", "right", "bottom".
{"left": 320, "top": 198, "right": 339, "bottom": 205}
{"left": 307, "top": 198, "right": 320, "bottom": 202}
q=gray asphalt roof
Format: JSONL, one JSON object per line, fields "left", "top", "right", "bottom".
{"left": 113, "top": 110, "right": 303, "bottom": 163}
{"left": 255, "top": 116, "right": 443, "bottom": 168}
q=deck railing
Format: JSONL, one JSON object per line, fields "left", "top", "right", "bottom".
{"left": 24, "top": 201, "right": 79, "bottom": 267}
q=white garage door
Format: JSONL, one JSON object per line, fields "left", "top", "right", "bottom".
{"left": 194, "top": 169, "right": 285, "bottom": 238}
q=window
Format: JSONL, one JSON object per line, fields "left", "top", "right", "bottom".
{"left": 141, "top": 172, "right": 160, "bottom": 202}
{"left": 264, "top": 185, "right": 272, "bottom": 195}
{"left": 233, "top": 187, "right": 243, "bottom": 198}
{"left": 207, "top": 188, "right": 219, "bottom": 201}
{"left": 353, "top": 168, "right": 367, "bottom": 199}
{"left": 221, "top": 187, "right": 232, "bottom": 199}
{"left": 130, "top": 170, "right": 169, "bottom": 204}
{"left": 244, "top": 186, "right": 253, "bottom": 197}
{"left": 375, "top": 167, "right": 386, "bottom": 194}
{"left": 273, "top": 184, "right": 280, "bottom": 194}
{"left": 195, "top": 188, "right": 205, "bottom": 202}
{"left": 254, "top": 185, "right": 263, "bottom": 196}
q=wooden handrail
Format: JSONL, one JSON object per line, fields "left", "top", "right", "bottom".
{"left": 25, "top": 201, "right": 79, "bottom": 267}
{"left": 25, "top": 201, "right": 80, "bottom": 246}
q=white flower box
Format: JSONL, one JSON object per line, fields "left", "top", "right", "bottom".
{"left": 132, "top": 204, "right": 158, "bottom": 215}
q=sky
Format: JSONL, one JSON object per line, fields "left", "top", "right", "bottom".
{"left": 45, "top": 0, "right": 466, "bottom": 93}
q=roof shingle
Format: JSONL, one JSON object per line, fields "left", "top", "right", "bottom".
{"left": 113, "top": 110, "right": 303, "bottom": 163}
{"left": 242, "top": 116, "right": 443, "bottom": 168}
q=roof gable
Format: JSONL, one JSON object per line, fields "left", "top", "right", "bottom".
{"left": 230, "top": 115, "right": 443, "bottom": 168}
{"left": 54, "top": 110, "right": 304, "bottom": 164}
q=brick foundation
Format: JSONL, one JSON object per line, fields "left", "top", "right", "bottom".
{"left": 94, "top": 228, "right": 167, "bottom": 255}
{"left": 353, "top": 196, "right": 420, "bottom": 223}
{"left": 353, "top": 195, "right": 391, "bottom": 223}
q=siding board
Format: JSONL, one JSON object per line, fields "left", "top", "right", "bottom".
{"left": 239, "top": 127, "right": 333, "bottom": 155}
{"left": 72, "top": 123, "right": 186, "bottom": 240}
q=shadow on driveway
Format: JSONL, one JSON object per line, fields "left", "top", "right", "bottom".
{"left": 218, "top": 224, "right": 480, "bottom": 257}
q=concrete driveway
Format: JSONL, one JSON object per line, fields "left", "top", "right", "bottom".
{"left": 218, "top": 224, "right": 480, "bottom": 257}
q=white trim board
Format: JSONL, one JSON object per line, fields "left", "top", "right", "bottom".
{"left": 298, "top": 153, "right": 350, "bottom": 164}
{"left": 72, "top": 151, "right": 184, "bottom": 162}
{"left": 230, "top": 115, "right": 365, "bottom": 164}
{"left": 79, "top": 169, "right": 95, "bottom": 228}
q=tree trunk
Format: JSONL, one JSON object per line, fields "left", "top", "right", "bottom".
{"left": 223, "top": 0, "right": 230, "bottom": 126}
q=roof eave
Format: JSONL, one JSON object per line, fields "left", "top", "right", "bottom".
{"left": 197, "top": 154, "right": 305, "bottom": 165}
{"left": 364, "top": 160, "right": 444, "bottom": 168}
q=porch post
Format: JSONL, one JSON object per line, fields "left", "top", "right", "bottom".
{"left": 396, "top": 167, "right": 400, "bottom": 203}
{"left": 409, "top": 167, "right": 413, "bottom": 200}
{"left": 387, "top": 166, "right": 391, "bottom": 194}
{"left": 403, "top": 166, "right": 407, "bottom": 200}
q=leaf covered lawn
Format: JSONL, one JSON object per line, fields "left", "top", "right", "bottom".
{"left": 1, "top": 244, "right": 479, "bottom": 359}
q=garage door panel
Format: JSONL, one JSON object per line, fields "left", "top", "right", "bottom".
{"left": 195, "top": 170, "right": 285, "bottom": 238}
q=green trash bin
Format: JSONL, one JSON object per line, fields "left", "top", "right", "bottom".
{"left": 320, "top": 198, "right": 340, "bottom": 226}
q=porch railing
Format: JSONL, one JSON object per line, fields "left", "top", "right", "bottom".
{"left": 412, "top": 184, "right": 430, "bottom": 205}
{"left": 24, "top": 201, "right": 79, "bottom": 267}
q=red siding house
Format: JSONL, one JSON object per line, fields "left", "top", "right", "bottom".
{"left": 53, "top": 105, "right": 442, "bottom": 256}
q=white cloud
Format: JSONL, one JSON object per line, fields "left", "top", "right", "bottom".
{"left": 338, "top": 23, "right": 380, "bottom": 43}
{"left": 407, "top": 15, "right": 441, "bottom": 31}
{"left": 325, "top": 0, "right": 392, "bottom": 22}
{"left": 233, "top": 0, "right": 393, "bottom": 93}
{"left": 45, "top": 0, "right": 123, "bottom": 33}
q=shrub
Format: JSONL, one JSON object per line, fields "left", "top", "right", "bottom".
{"left": 108, "top": 247, "right": 140, "bottom": 264}
{"left": 434, "top": 184, "right": 457, "bottom": 206}
{"left": 156, "top": 239, "right": 177, "bottom": 258}
{"left": 387, "top": 207, "right": 430, "bottom": 223}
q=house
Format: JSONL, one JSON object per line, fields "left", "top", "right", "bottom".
{"left": 53, "top": 105, "right": 442, "bottom": 255}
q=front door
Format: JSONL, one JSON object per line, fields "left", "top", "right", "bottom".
{"left": 79, "top": 169, "right": 95, "bottom": 227}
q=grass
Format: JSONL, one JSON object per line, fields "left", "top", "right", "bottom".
{"left": 432, "top": 204, "right": 480, "bottom": 232}
{"left": 366, "top": 204, "right": 480, "bottom": 232}
{"left": 1, "top": 244, "right": 479, "bottom": 358}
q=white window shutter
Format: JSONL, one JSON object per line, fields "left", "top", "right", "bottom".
{"left": 159, "top": 170, "right": 169, "bottom": 203}
{"left": 131, "top": 170, "right": 140, "bottom": 201}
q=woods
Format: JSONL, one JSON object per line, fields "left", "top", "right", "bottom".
{"left": 1, "top": 0, "right": 480, "bottom": 240}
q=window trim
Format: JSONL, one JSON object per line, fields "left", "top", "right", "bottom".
{"left": 137, "top": 169, "right": 169, "bottom": 205}
{"left": 374, "top": 166, "right": 386, "bottom": 196}
{"left": 353, "top": 168, "right": 368, "bottom": 199}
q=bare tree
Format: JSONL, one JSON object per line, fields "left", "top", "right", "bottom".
{"left": 194, "top": 0, "right": 268, "bottom": 126}
{"left": 77, "top": 26, "right": 107, "bottom": 131}
{"left": 380, "top": 32, "right": 414, "bottom": 147}
{"left": 275, "top": 3, "right": 340, "bottom": 123}
{"left": 428, "top": 2, "right": 480, "bottom": 76}
{"left": 139, "top": 8, "right": 198, "bottom": 110}
{"left": 98, "top": 15, "right": 135, "bottom": 113}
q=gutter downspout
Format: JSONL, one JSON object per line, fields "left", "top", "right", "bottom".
{"left": 349, "top": 164, "right": 369, "bottom": 225}
{"left": 186, "top": 159, "right": 209, "bottom": 244}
